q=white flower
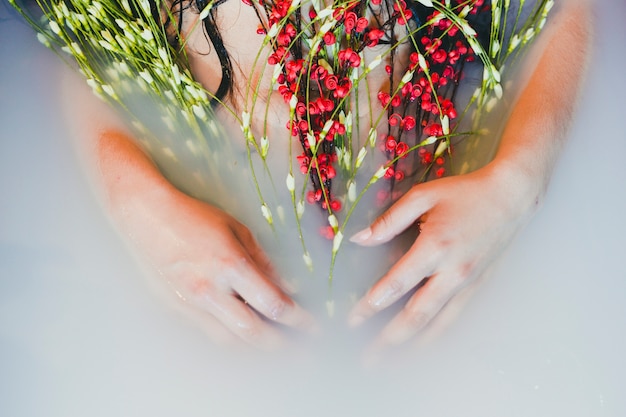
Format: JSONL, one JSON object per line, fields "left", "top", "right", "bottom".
{"left": 441, "top": 115, "right": 450, "bottom": 135}
{"left": 171, "top": 65, "right": 181, "bottom": 86}
{"left": 303, "top": 252, "right": 313, "bottom": 270}
{"left": 355, "top": 147, "right": 367, "bottom": 168}
{"left": 296, "top": 201, "right": 305, "bottom": 218}
{"left": 36, "top": 33, "right": 50, "bottom": 47}
{"left": 289, "top": 94, "right": 298, "bottom": 110}
{"left": 49, "top": 21, "right": 61, "bottom": 34}
{"left": 491, "top": 39, "right": 501, "bottom": 57}
{"left": 86, "top": 78, "right": 100, "bottom": 93}
{"left": 241, "top": 111, "right": 251, "bottom": 131}
{"left": 494, "top": 83, "right": 503, "bottom": 99}
{"left": 491, "top": 66, "right": 501, "bottom": 83}
{"left": 332, "top": 231, "right": 343, "bottom": 253}
{"left": 261, "top": 204, "right": 273, "bottom": 224}
{"left": 277, "top": 205, "right": 285, "bottom": 223}
{"left": 368, "top": 128, "right": 377, "bottom": 147}
{"left": 319, "top": 19, "right": 335, "bottom": 35}
{"left": 102, "top": 84, "right": 116, "bottom": 98}
{"left": 342, "top": 149, "right": 351, "bottom": 169}
{"left": 306, "top": 132, "right": 317, "bottom": 149}
{"left": 401, "top": 70, "right": 414, "bottom": 84}
{"left": 347, "top": 180, "right": 357, "bottom": 202}
{"left": 115, "top": 19, "right": 128, "bottom": 30}
{"left": 417, "top": 0, "right": 433, "bottom": 7}
{"left": 140, "top": 29, "right": 153, "bottom": 42}
{"left": 434, "top": 140, "right": 448, "bottom": 157}
{"left": 272, "top": 63, "right": 283, "bottom": 82}
{"left": 138, "top": 71, "right": 154, "bottom": 84}
{"left": 328, "top": 214, "right": 338, "bottom": 229}
{"left": 367, "top": 55, "right": 382, "bottom": 72}
{"left": 267, "top": 23, "right": 279, "bottom": 38}
{"left": 317, "top": 7, "right": 334, "bottom": 19}
{"left": 417, "top": 53, "right": 428, "bottom": 71}
{"left": 286, "top": 173, "right": 295, "bottom": 192}
{"left": 373, "top": 166, "right": 387, "bottom": 180}
{"left": 260, "top": 136, "right": 269, "bottom": 157}
{"left": 158, "top": 47, "right": 169, "bottom": 63}
{"left": 288, "top": 0, "right": 301, "bottom": 13}
{"left": 326, "top": 300, "right": 335, "bottom": 318}
{"left": 459, "top": 20, "right": 477, "bottom": 37}
{"left": 523, "top": 28, "right": 535, "bottom": 43}
{"left": 192, "top": 104, "right": 207, "bottom": 120}
{"left": 508, "top": 34, "right": 521, "bottom": 53}
{"left": 486, "top": 96, "right": 498, "bottom": 112}
{"left": 98, "top": 40, "right": 114, "bottom": 51}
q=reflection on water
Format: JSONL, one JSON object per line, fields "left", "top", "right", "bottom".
{"left": 2, "top": 2, "right": 626, "bottom": 416}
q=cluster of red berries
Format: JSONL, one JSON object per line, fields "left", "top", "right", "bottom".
{"left": 248, "top": 0, "right": 490, "bottom": 236}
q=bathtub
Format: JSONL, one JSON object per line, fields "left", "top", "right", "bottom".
{"left": 1, "top": 1, "right": 625, "bottom": 416}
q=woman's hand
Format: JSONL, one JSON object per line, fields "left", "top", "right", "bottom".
{"left": 96, "top": 131, "right": 315, "bottom": 351}
{"left": 347, "top": 0, "right": 591, "bottom": 348}
{"left": 348, "top": 162, "right": 540, "bottom": 347}
{"left": 133, "top": 189, "right": 317, "bottom": 350}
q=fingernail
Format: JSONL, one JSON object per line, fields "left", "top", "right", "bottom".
{"left": 280, "top": 278, "right": 298, "bottom": 295}
{"left": 349, "top": 227, "right": 372, "bottom": 244}
{"left": 348, "top": 313, "right": 366, "bottom": 327}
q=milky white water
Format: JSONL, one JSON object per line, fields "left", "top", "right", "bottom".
{"left": 1, "top": 1, "right": 626, "bottom": 416}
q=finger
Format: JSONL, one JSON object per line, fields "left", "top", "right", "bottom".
{"left": 196, "top": 290, "right": 285, "bottom": 350}
{"left": 350, "top": 185, "right": 434, "bottom": 246}
{"left": 229, "top": 258, "right": 317, "bottom": 332}
{"left": 178, "top": 304, "right": 239, "bottom": 346}
{"left": 347, "top": 238, "right": 439, "bottom": 327}
{"left": 375, "top": 272, "right": 461, "bottom": 347}
{"left": 232, "top": 225, "right": 297, "bottom": 295}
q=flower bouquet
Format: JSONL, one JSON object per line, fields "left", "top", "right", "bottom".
{"left": 11, "top": 0, "right": 554, "bottom": 281}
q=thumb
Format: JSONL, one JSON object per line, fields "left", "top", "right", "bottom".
{"left": 350, "top": 186, "right": 433, "bottom": 246}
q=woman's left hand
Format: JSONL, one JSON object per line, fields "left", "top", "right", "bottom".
{"left": 348, "top": 162, "right": 541, "bottom": 347}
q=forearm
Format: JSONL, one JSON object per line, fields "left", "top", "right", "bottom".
{"left": 489, "top": 1, "right": 592, "bottom": 207}
{"left": 61, "top": 71, "right": 181, "bottom": 236}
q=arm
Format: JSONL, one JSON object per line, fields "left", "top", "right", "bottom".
{"left": 348, "top": 0, "right": 592, "bottom": 347}
{"left": 62, "top": 70, "right": 315, "bottom": 350}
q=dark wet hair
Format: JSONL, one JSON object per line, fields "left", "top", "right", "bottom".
{"left": 160, "top": 0, "right": 492, "bottom": 104}
{"left": 162, "top": 0, "right": 234, "bottom": 102}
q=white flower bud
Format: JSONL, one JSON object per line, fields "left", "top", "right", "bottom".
{"left": 326, "top": 300, "right": 335, "bottom": 317}
{"left": 347, "top": 180, "right": 357, "bottom": 202}
{"left": 261, "top": 204, "right": 273, "bottom": 224}
{"left": 494, "top": 83, "right": 503, "bottom": 99}
{"left": 355, "top": 147, "right": 367, "bottom": 168}
{"left": 138, "top": 71, "right": 154, "bottom": 84}
{"left": 267, "top": 23, "right": 279, "bottom": 38}
{"left": 332, "top": 231, "right": 343, "bottom": 253}
{"left": 286, "top": 173, "right": 295, "bottom": 192}
{"left": 192, "top": 104, "right": 207, "bottom": 120}
{"left": 303, "top": 252, "right": 313, "bottom": 270}
{"left": 367, "top": 55, "right": 382, "bottom": 72}
{"left": 401, "top": 70, "right": 414, "bottom": 84}
{"left": 368, "top": 128, "right": 377, "bottom": 147}
{"left": 307, "top": 132, "right": 317, "bottom": 149}
{"left": 49, "top": 21, "right": 61, "bottom": 34}
{"left": 441, "top": 115, "right": 450, "bottom": 135}
{"left": 296, "top": 201, "right": 305, "bottom": 218}
{"left": 373, "top": 166, "right": 387, "bottom": 180}
{"left": 328, "top": 214, "right": 338, "bottom": 229}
